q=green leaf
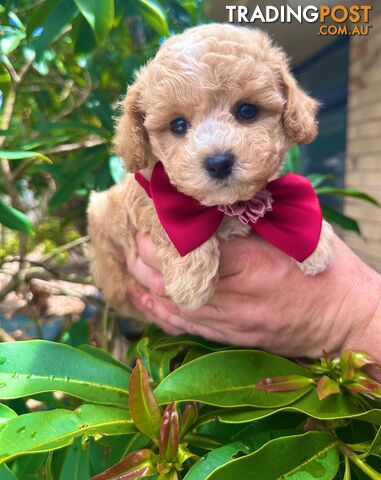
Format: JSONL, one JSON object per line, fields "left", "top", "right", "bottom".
{"left": 0, "top": 150, "right": 52, "bottom": 163}
{"left": 208, "top": 432, "right": 339, "bottom": 480}
{"left": 87, "top": 94, "right": 114, "bottom": 131}
{"left": 0, "top": 404, "right": 135, "bottom": 464}
{"left": 0, "top": 63, "right": 11, "bottom": 98}
{"left": 0, "top": 464, "right": 18, "bottom": 479}
{"left": 218, "top": 389, "right": 381, "bottom": 424}
{"left": 0, "top": 29, "right": 26, "bottom": 54}
{"left": 149, "top": 346, "right": 182, "bottom": 384}
{"left": 11, "top": 453, "right": 47, "bottom": 478}
{"left": 108, "top": 156, "right": 126, "bottom": 184}
{"left": 78, "top": 345, "right": 131, "bottom": 372}
{"left": 307, "top": 173, "right": 334, "bottom": 188}
{"left": 283, "top": 145, "right": 301, "bottom": 174}
{"left": 366, "top": 426, "right": 381, "bottom": 458}
{"left": 37, "top": 120, "right": 109, "bottom": 138}
{"left": 0, "top": 199, "right": 35, "bottom": 235}
{"left": 61, "top": 319, "right": 89, "bottom": 347}
{"left": 321, "top": 205, "right": 361, "bottom": 234}
{"left": 26, "top": 0, "right": 62, "bottom": 35}
{"left": 154, "top": 350, "right": 313, "bottom": 408}
{"left": 59, "top": 438, "right": 89, "bottom": 480}
{"left": 72, "top": 14, "right": 96, "bottom": 54}
{"left": 0, "top": 403, "right": 18, "bottom": 423}
{"left": 129, "top": 360, "right": 162, "bottom": 441}
{"left": 0, "top": 340, "right": 129, "bottom": 406}
{"left": 122, "top": 433, "right": 151, "bottom": 456}
{"left": 8, "top": 12, "right": 25, "bottom": 31}
{"left": 184, "top": 441, "right": 249, "bottom": 480}
{"left": 316, "top": 187, "right": 380, "bottom": 206}
{"left": 136, "top": 0, "right": 170, "bottom": 37}
{"left": 34, "top": 1, "right": 79, "bottom": 61}
{"left": 49, "top": 146, "right": 106, "bottom": 210}
{"left": 73, "top": 0, "right": 114, "bottom": 44}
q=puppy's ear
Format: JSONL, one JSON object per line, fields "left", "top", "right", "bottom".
{"left": 113, "top": 81, "right": 151, "bottom": 172}
{"left": 280, "top": 67, "right": 319, "bottom": 144}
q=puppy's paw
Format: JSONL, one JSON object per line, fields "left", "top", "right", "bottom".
{"left": 160, "top": 237, "right": 220, "bottom": 309}
{"left": 298, "top": 220, "right": 335, "bottom": 275}
{"left": 166, "top": 275, "right": 216, "bottom": 309}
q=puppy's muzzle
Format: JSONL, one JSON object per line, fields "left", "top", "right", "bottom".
{"left": 204, "top": 152, "right": 235, "bottom": 180}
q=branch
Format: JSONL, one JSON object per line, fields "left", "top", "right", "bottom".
{"left": 4, "top": 60, "right": 20, "bottom": 84}
{"left": 40, "top": 235, "right": 89, "bottom": 263}
{"left": 0, "top": 263, "right": 93, "bottom": 303}
{"left": 0, "top": 89, "right": 25, "bottom": 211}
{"left": 41, "top": 139, "right": 104, "bottom": 155}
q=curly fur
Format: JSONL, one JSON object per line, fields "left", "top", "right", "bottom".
{"left": 88, "top": 24, "right": 334, "bottom": 313}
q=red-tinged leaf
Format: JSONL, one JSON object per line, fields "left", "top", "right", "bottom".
{"left": 159, "top": 402, "right": 180, "bottom": 462}
{"left": 129, "top": 359, "right": 162, "bottom": 441}
{"left": 348, "top": 376, "right": 381, "bottom": 398}
{"left": 341, "top": 351, "right": 381, "bottom": 379}
{"left": 180, "top": 402, "right": 198, "bottom": 438}
{"left": 90, "top": 449, "right": 157, "bottom": 480}
{"left": 255, "top": 375, "right": 314, "bottom": 392}
{"left": 340, "top": 351, "right": 356, "bottom": 380}
{"left": 316, "top": 375, "right": 341, "bottom": 401}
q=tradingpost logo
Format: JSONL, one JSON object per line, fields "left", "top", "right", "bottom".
{"left": 226, "top": 4, "right": 372, "bottom": 36}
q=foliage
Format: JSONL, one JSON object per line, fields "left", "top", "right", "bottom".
{"left": 0, "top": 0, "right": 209, "bottom": 257}
{"left": 284, "top": 145, "right": 380, "bottom": 235}
{"left": 1, "top": 2, "right": 381, "bottom": 480}
{"left": 0, "top": 327, "right": 381, "bottom": 478}
{"left": 0, "top": 0, "right": 378, "bottom": 254}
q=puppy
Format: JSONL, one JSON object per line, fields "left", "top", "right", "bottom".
{"left": 87, "top": 24, "right": 334, "bottom": 315}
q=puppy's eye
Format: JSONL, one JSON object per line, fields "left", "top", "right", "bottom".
{"left": 170, "top": 117, "right": 189, "bottom": 136}
{"left": 235, "top": 103, "right": 258, "bottom": 122}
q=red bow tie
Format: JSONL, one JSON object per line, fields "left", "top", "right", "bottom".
{"left": 135, "top": 162, "right": 322, "bottom": 262}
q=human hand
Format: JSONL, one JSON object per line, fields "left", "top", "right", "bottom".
{"left": 126, "top": 232, "right": 381, "bottom": 359}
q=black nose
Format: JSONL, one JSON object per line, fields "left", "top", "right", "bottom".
{"left": 204, "top": 152, "right": 235, "bottom": 179}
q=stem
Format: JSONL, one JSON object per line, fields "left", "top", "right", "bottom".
{"left": 344, "top": 455, "right": 351, "bottom": 480}
{"left": 0, "top": 88, "right": 24, "bottom": 211}
{"left": 40, "top": 235, "right": 89, "bottom": 262}
{"left": 339, "top": 440, "right": 381, "bottom": 480}
{"left": 101, "top": 303, "right": 110, "bottom": 351}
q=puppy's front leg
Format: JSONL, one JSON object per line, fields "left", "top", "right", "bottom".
{"left": 154, "top": 231, "right": 220, "bottom": 309}
{"left": 298, "top": 220, "right": 335, "bottom": 275}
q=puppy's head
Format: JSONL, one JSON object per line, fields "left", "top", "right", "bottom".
{"left": 114, "top": 24, "right": 319, "bottom": 206}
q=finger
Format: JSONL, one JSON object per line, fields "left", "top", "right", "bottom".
{"left": 127, "top": 254, "right": 166, "bottom": 297}
{"left": 136, "top": 233, "right": 162, "bottom": 271}
{"left": 166, "top": 313, "right": 228, "bottom": 344}
{"left": 175, "top": 290, "right": 244, "bottom": 323}
{"left": 128, "top": 291, "right": 185, "bottom": 336}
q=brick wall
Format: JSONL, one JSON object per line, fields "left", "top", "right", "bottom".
{"left": 344, "top": 2, "right": 381, "bottom": 272}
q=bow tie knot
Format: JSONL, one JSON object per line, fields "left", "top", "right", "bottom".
{"left": 218, "top": 188, "right": 274, "bottom": 225}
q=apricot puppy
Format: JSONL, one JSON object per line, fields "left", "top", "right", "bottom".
{"left": 87, "top": 24, "right": 334, "bottom": 315}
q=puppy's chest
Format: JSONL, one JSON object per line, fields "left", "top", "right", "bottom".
{"left": 216, "top": 216, "right": 251, "bottom": 240}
